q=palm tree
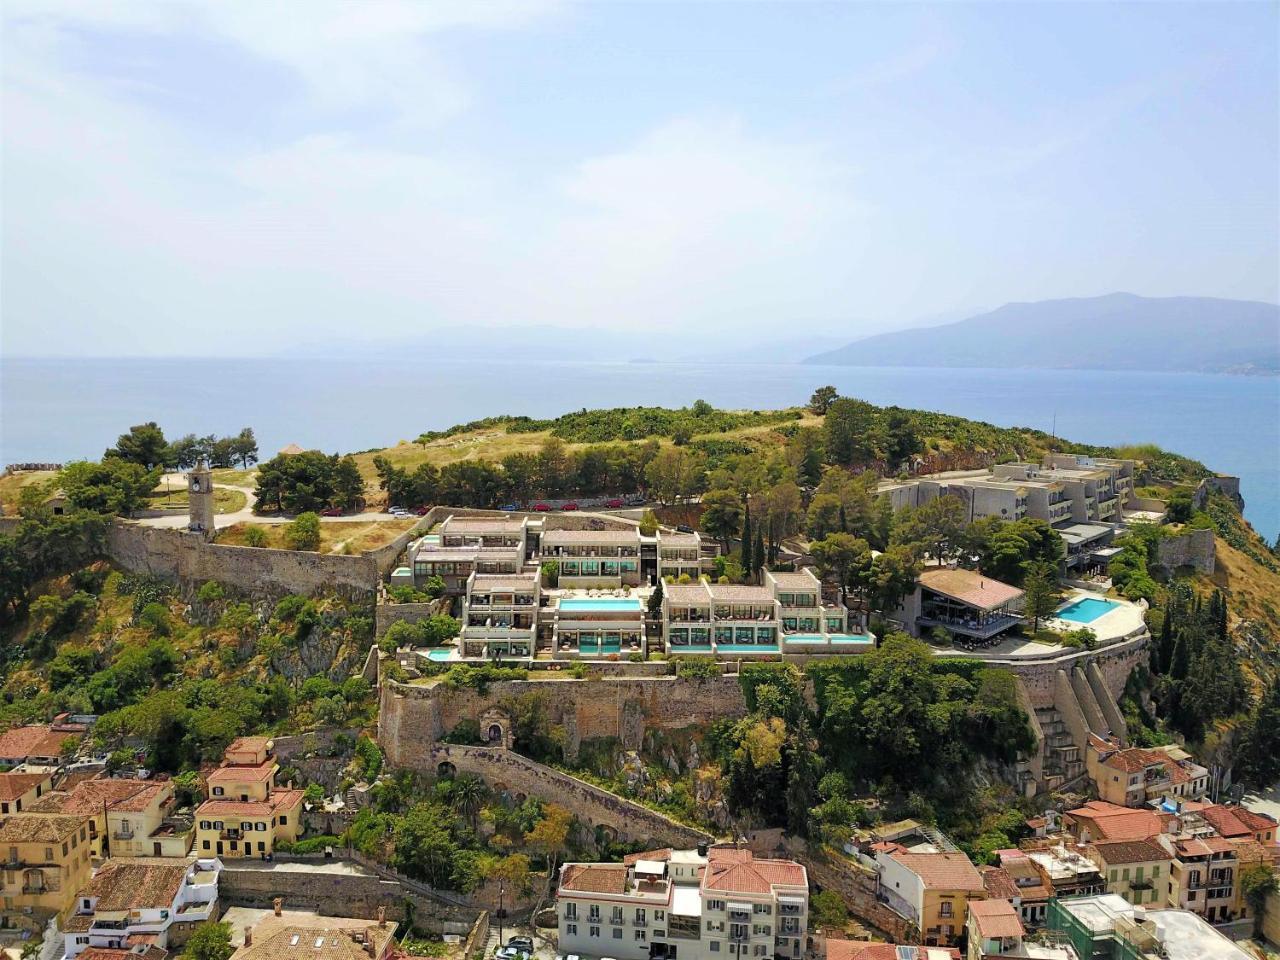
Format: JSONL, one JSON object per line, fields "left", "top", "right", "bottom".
{"left": 450, "top": 775, "right": 486, "bottom": 833}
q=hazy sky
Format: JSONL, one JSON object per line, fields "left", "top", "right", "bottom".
{"left": 3, "top": 0, "right": 1277, "bottom": 357}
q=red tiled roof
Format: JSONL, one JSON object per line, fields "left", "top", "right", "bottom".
{"left": 0, "top": 725, "right": 78, "bottom": 759}
{"left": 82, "top": 858, "right": 189, "bottom": 910}
{"left": 197, "top": 799, "right": 274, "bottom": 816}
{"left": 1175, "top": 836, "right": 1237, "bottom": 857}
{"left": 827, "top": 943, "right": 959, "bottom": 960}
{"left": 1090, "top": 839, "right": 1168, "bottom": 865}
{"left": 226, "top": 736, "right": 272, "bottom": 754}
{"left": 208, "top": 760, "right": 277, "bottom": 783}
{"left": 969, "top": 899, "right": 1024, "bottom": 939}
{"left": 980, "top": 867, "right": 1018, "bottom": 900}
{"left": 32, "top": 779, "right": 166, "bottom": 816}
{"left": 1234, "top": 807, "right": 1278, "bottom": 833}
{"left": 623, "top": 848, "right": 673, "bottom": 865}
{"left": 0, "top": 772, "right": 50, "bottom": 801}
{"left": 560, "top": 864, "right": 628, "bottom": 895}
{"left": 888, "top": 852, "right": 984, "bottom": 891}
{"left": 1067, "top": 802, "right": 1165, "bottom": 841}
{"left": 703, "top": 854, "right": 806, "bottom": 894}
{"left": 1100, "top": 748, "right": 1169, "bottom": 774}
{"left": 79, "top": 949, "right": 143, "bottom": 960}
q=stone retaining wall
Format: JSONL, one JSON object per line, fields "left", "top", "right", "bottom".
{"left": 426, "top": 743, "right": 713, "bottom": 847}
{"left": 218, "top": 864, "right": 477, "bottom": 932}
{"left": 1155, "top": 527, "right": 1216, "bottom": 574}
{"left": 376, "top": 599, "right": 452, "bottom": 638}
{"left": 107, "top": 523, "right": 378, "bottom": 599}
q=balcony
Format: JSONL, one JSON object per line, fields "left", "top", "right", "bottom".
{"left": 112, "top": 827, "right": 135, "bottom": 840}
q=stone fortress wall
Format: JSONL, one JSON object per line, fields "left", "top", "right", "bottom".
{"left": 1154, "top": 526, "right": 1216, "bottom": 574}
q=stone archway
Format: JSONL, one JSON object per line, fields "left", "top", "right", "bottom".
{"left": 437, "top": 761, "right": 457, "bottom": 778}
{"left": 479, "top": 707, "right": 514, "bottom": 749}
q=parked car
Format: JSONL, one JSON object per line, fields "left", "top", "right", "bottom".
{"left": 319, "top": 507, "right": 343, "bottom": 517}
{"left": 494, "top": 949, "right": 528, "bottom": 960}
{"left": 561, "top": 502, "right": 579, "bottom": 511}
{"left": 604, "top": 498, "right": 624, "bottom": 508}
{"left": 414, "top": 506, "right": 430, "bottom": 515}
{"left": 676, "top": 524, "right": 695, "bottom": 533}
{"left": 499, "top": 503, "right": 518, "bottom": 512}
{"left": 533, "top": 503, "right": 552, "bottom": 512}
{"left": 506, "top": 938, "right": 534, "bottom": 954}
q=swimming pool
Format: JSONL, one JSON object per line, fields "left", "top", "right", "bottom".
{"left": 717, "top": 643, "right": 779, "bottom": 654}
{"left": 426, "top": 648, "right": 456, "bottom": 661}
{"left": 1057, "top": 597, "right": 1122, "bottom": 624}
{"left": 558, "top": 598, "right": 642, "bottom": 612}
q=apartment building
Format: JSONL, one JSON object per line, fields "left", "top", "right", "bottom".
{"left": 662, "top": 582, "right": 780, "bottom": 657}
{"left": 1085, "top": 737, "right": 1210, "bottom": 808}
{"left": 1047, "top": 895, "right": 1254, "bottom": 960}
{"left": 1197, "top": 804, "right": 1277, "bottom": 845}
{"left": 1063, "top": 802, "right": 1171, "bottom": 844}
{"left": 876, "top": 850, "right": 985, "bottom": 947}
{"left": 1088, "top": 840, "right": 1170, "bottom": 907}
{"left": 61, "top": 857, "right": 222, "bottom": 959}
{"left": 404, "top": 516, "right": 532, "bottom": 596}
{"left": 1164, "top": 835, "right": 1239, "bottom": 924}
{"left": 658, "top": 532, "right": 709, "bottom": 583}
{"left": 557, "top": 846, "right": 808, "bottom": 960}
{"left": 541, "top": 529, "right": 645, "bottom": 588}
{"left": 194, "top": 738, "right": 302, "bottom": 859}
{"left": 551, "top": 595, "right": 646, "bottom": 659}
{"left": 980, "top": 858, "right": 1051, "bottom": 930}
{"left": 0, "top": 771, "right": 53, "bottom": 815}
{"left": 28, "top": 778, "right": 193, "bottom": 859}
{"left": 764, "top": 570, "right": 873, "bottom": 654}
{"left": 0, "top": 813, "right": 94, "bottom": 923}
{"left": 1023, "top": 845, "right": 1104, "bottom": 900}
{"left": 963, "top": 898, "right": 1077, "bottom": 960}
{"left": 459, "top": 571, "right": 540, "bottom": 659}
{"left": 893, "top": 569, "right": 1024, "bottom": 645}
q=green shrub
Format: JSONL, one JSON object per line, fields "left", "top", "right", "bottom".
{"left": 284, "top": 512, "right": 321, "bottom": 551}
{"left": 243, "top": 526, "right": 268, "bottom": 548}
{"left": 673, "top": 657, "right": 718, "bottom": 680}
{"left": 197, "top": 581, "right": 225, "bottom": 603}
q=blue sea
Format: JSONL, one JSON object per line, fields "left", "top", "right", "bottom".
{"left": 2, "top": 358, "right": 1277, "bottom": 542}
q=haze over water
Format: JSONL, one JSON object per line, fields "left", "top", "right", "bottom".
{"left": 2, "top": 358, "right": 1277, "bottom": 542}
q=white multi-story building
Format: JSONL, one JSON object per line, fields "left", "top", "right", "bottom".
{"left": 557, "top": 846, "right": 809, "bottom": 960}
{"left": 61, "top": 857, "right": 222, "bottom": 960}
{"left": 459, "top": 571, "right": 540, "bottom": 659}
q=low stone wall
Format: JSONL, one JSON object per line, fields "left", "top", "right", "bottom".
{"left": 0, "top": 517, "right": 20, "bottom": 535}
{"left": 218, "top": 863, "right": 477, "bottom": 932}
{"left": 462, "top": 912, "right": 490, "bottom": 960}
{"left": 1155, "top": 527, "right": 1215, "bottom": 574}
{"left": 426, "top": 743, "right": 713, "bottom": 847}
{"left": 108, "top": 523, "right": 378, "bottom": 599}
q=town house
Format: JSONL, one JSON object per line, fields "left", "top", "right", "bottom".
{"left": 28, "top": 778, "right": 193, "bottom": 859}
{"left": 875, "top": 850, "right": 985, "bottom": 947}
{"left": 194, "top": 738, "right": 302, "bottom": 859}
{"left": 0, "top": 813, "right": 94, "bottom": 924}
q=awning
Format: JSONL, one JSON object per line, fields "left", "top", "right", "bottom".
{"left": 672, "top": 886, "right": 702, "bottom": 917}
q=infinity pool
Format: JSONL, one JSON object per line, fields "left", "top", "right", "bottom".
{"left": 558, "top": 598, "right": 642, "bottom": 612}
{"left": 1057, "top": 597, "right": 1122, "bottom": 624}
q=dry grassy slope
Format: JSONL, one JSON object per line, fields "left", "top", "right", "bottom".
{"left": 1204, "top": 534, "right": 1280, "bottom": 689}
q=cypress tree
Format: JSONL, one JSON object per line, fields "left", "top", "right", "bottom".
{"left": 1157, "top": 607, "right": 1174, "bottom": 674}
{"left": 753, "top": 528, "right": 766, "bottom": 577}
{"left": 741, "top": 507, "right": 753, "bottom": 579}
{"left": 838, "top": 503, "right": 849, "bottom": 534}
{"left": 1170, "top": 626, "right": 1192, "bottom": 682}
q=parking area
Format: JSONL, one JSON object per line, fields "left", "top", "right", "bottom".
{"left": 483, "top": 925, "right": 557, "bottom": 960}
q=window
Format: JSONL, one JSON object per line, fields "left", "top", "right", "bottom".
{"left": 753, "top": 904, "right": 771, "bottom": 915}
{"left": 46, "top": 847, "right": 55, "bottom": 861}
{"left": 566, "top": 924, "right": 577, "bottom": 937}
{"left": 589, "top": 927, "right": 600, "bottom": 939}
{"left": 611, "top": 906, "right": 623, "bottom": 924}
{"left": 566, "top": 904, "right": 578, "bottom": 920}
{"left": 256, "top": 822, "right": 267, "bottom": 831}
{"left": 202, "top": 840, "right": 210, "bottom": 850}
{"left": 635, "top": 931, "right": 647, "bottom": 942}
{"left": 710, "top": 944, "right": 720, "bottom": 953}
{"left": 279, "top": 816, "right": 288, "bottom": 826}
{"left": 589, "top": 905, "right": 600, "bottom": 922}
{"left": 635, "top": 909, "right": 646, "bottom": 925}
{"left": 708, "top": 899, "right": 725, "bottom": 911}
{"left": 213, "top": 787, "right": 224, "bottom": 796}
{"left": 939, "top": 902, "right": 952, "bottom": 918}
{"left": 655, "top": 911, "right": 665, "bottom": 921}
{"left": 612, "top": 929, "right": 622, "bottom": 940}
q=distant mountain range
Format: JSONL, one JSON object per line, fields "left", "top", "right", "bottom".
{"left": 804, "top": 294, "right": 1280, "bottom": 375}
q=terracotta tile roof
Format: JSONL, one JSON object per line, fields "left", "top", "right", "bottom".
{"left": 1066, "top": 802, "right": 1165, "bottom": 841}
{"left": 0, "top": 725, "right": 78, "bottom": 759}
{"left": 980, "top": 867, "right": 1019, "bottom": 900}
{"left": 1235, "top": 807, "right": 1278, "bottom": 832}
{"left": 1201, "top": 804, "right": 1275, "bottom": 838}
{"left": 1175, "top": 836, "right": 1237, "bottom": 857}
{"left": 209, "top": 760, "right": 277, "bottom": 784}
{"left": 918, "top": 569, "right": 1023, "bottom": 610}
{"left": 79, "top": 949, "right": 144, "bottom": 960}
{"left": 703, "top": 853, "right": 805, "bottom": 894}
{"left": 62, "top": 915, "right": 94, "bottom": 933}
{"left": 708, "top": 847, "right": 753, "bottom": 862}
{"left": 888, "top": 851, "right": 984, "bottom": 891}
{"left": 559, "top": 863, "right": 629, "bottom": 895}
{"left": 1100, "top": 748, "right": 1170, "bottom": 774}
{"left": 969, "top": 898, "right": 1024, "bottom": 939}
{"left": 826, "top": 942, "right": 960, "bottom": 960}
{"left": 31, "top": 778, "right": 164, "bottom": 815}
{"left": 198, "top": 799, "right": 275, "bottom": 817}
{"left": 0, "top": 812, "right": 84, "bottom": 843}
{"left": 1089, "top": 839, "right": 1168, "bottom": 865}
{"left": 83, "top": 859, "right": 189, "bottom": 910}
{"left": 0, "top": 772, "right": 50, "bottom": 801}
{"left": 240, "top": 925, "right": 393, "bottom": 960}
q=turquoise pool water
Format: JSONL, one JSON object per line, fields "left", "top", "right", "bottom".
{"left": 784, "top": 634, "right": 874, "bottom": 645}
{"left": 1057, "top": 597, "right": 1122, "bottom": 623}
{"left": 427, "top": 648, "right": 455, "bottom": 661}
{"left": 669, "top": 644, "right": 713, "bottom": 652}
{"left": 558, "top": 598, "right": 642, "bottom": 612}
{"left": 717, "top": 643, "right": 779, "bottom": 653}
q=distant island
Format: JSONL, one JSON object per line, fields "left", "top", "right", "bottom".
{"left": 805, "top": 293, "right": 1280, "bottom": 375}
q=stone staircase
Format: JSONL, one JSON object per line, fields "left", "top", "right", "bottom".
{"left": 1034, "top": 706, "right": 1086, "bottom": 791}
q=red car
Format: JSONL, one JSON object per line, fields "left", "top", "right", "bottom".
{"left": 604, "top": 498, "right": 624, "bottom": 508}
{"left": 319, "top": 507, "right": 343, "bottom": 517}
{"left": 533, "top": 502, "right": 552, "bottom": 512}
{"left": 560, "top": 502, "right": 579, "bottom": 511}
{"left": 414, "top": 506, "right": 430, "bottom": 516}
